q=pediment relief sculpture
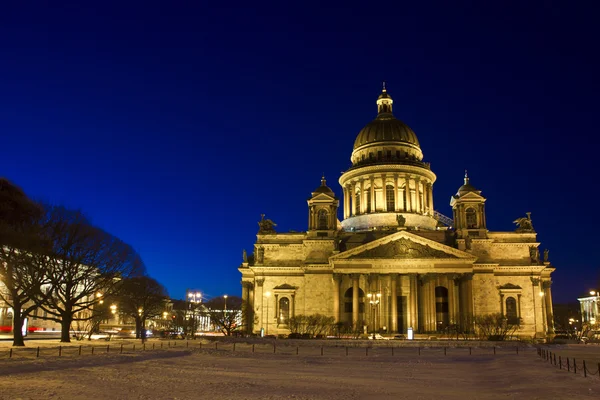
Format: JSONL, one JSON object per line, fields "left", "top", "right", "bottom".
{"left": 348, "top": 237, "right": 457, "bottom": 259}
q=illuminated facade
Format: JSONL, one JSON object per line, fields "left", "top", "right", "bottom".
{"left": 239, "top": 87, "right": 555, "bottom": 338}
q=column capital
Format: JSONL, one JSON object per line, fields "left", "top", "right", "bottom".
{"left": 530, "top": 277, "right": 540, "bottom": 286}
{"left": 256, "top": 278, "right": 265, "bottom": 287}
{"left": 333, "top": 273, "right": 343, "bottom": 282}
{"left": 542, "top": 280, "right": 552, "bottom": 289}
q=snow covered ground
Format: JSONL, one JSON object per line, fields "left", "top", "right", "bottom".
{"left": 0, "top": 343, "right": 598, "bottom": 399}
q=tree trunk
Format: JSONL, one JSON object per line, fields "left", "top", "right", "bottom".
{"left": 140, "top": 318, "right": 146, "bottom": 343}
{"left": 135, "top": 318, "right": 142, "bottom": 339}
{"left": 12, "top": 302, "right": 25, "bottom": 347}
{"left": 60, "top": 315, "right": 72, "bottom": 343}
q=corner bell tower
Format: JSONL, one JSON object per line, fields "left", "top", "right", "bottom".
{"left": 307, "top": 176, "right": 339, "bottom": 237}
{"left": 450, "top": 171, "right": 487, "bottom": 240}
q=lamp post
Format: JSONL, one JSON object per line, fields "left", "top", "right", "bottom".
{"left": 265, "top": 291, "right": 271, "bottom": 335}
{"left": 367, "top": 293, "right": 381, "bottom": 337}
{"left": 224, "top": 295, "right": 228, "bottom": 312}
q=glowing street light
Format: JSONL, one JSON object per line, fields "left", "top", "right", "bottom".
{"left": 224, "top": 294, "right": 228, "bottom": 312}
{"left": 367, "top": 293, "right": 381, "bottom": 336}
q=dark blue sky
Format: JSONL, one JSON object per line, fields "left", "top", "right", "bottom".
{"left": 1, "top": 1, "right": 598, "bottom": 303}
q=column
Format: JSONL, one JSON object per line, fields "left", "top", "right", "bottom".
{"left": 543, "top": 281, "right": 554, "bottom": 333}
{"left": 428, "top": 183, "right": 434, "bottom": 213}
{"left": 351, "top": 182, "right": 356, "bottom": 216}
{"left": 242, "top": 282, "right": 250, "bottom": 333}
{"left": 360, "top": 180, "right": 365, "bottom": 214}
{"left": 415, "top": 178, "right": 421, "bottom": 214}
{"left": 390, "top": 274, "right": 398, "bottom": 333}
{"left": 369, "top": 176, "right": 375, "bottom": 212}
{"left": 352, "top": 274, "right": 359, "bottom": 328}
{"left": 411, "top": 274, "right": 419, "bottom": 331}
{"left": 430, "top": 276, "right": 437, "bottom": 331}
{"left": 333, "top": 274, "right": 341, "bottom": 323}
{"left": 381, "top": 174, "right": 387, "bottom": 211}
{"left": 447, "top": 275, "right": 456, "bottom": 325}
{"left": 405, "top": 175, "right": 412, "bottom": 212}
{"left": 394, "top": 175, "right": 399, "bottom": 212}
{"left": 274, "top": 294, "right": 279, "bottom": 326}
{"left": 500, "top": 293, "right": 505, "bottom": 315}
{"left": 531, "top": 277, "right": 543, "bottom": 334}
{"left": 291, "top": 294, "right": 295, "bottom": 319}
{"left": 343, "top": 186, "right": 348, "bottom": 219}
{"left": 466, "top": 275, "right": 474, "bottom": 330}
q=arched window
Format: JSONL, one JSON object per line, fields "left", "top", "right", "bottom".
{"left": 386, "top": 185, "right": 395, "bottom": 211}
{"left": 366, "top": 189, "right": 371, "bottom": 213}
{"left": 466, "top": 208, "right": 478, "bottom": 229}
{"left": 317, "top": 209, "right": 328, "bottom": 230}
{"left": 279, "top": 297, "right": 290, "bottom": 325}
{"left": 355, "top": 190, "right": 361, "bottom": 214}
{"left": 506, "top": 297, "right": 518, "bottom": 324}
{"left": 344, "top": 288, "right": 365, "bottom": 313}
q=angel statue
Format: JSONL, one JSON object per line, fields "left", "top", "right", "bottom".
{"left": 513, "top": 212, "right": 535, "bottom": 233}
{"left": 258, "top": 214, "right": 277, "bottom": 234}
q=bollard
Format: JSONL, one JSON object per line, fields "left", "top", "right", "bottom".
{"left": 153, "top": 343, "right": 155, "bottom": 350}
{"left": 37, "top": 347, "right": 40, "bottom": 358}
{"left": 168, "top": 341, "right": 170, "bottom": 348}
{"left": 296, "top": 346, "right": 299, "bottom": 355}
{"left": 392, "top": 347, "right": 394, "bottom": 356}
{"left": 143, "top": 343, "right": 146, "bottom": 351}
{"left": 583, "top": 360, "right": 587, "bottom": 377}
{"left": 598, "top": 363, "right": 600, "bottom": 379}
{"left": 120, "top": 344, "right": 123, "bottom": 354}
{"left": 215, "top": 342, "right": 218, "bottom": 350}
{"left": 321, "top": 346, "right": 323, "bottom": 356}
{"left": 553, "top": 354, "right": 556, "bottom": 365}
{"left": 161, "top": 342, "right": 163, "bottom": 349}
{"left": 574, "top": 358, "right": 577, "bottom": 374}
{"left": 174, "top": 341, "right": 176, "bottom": 347}
{"left": 78, "top": 346, "right": 82, "bottom": 356}
{"left": 199, "top": 342, "right": 202, "bottom": 349}
{"left": 233, "top": 343, "right": 236, "bottom": 352}
{"left": 252, "top": 344, "right": 255, "bottom": 353}
{"left": 9, "top": 348, "right": 12, "bottom": 358}
{"left": 516, "top": 346, "right": 519, "bottom": 355}
{"left": 345, "top": 347, "right": 348, "bottom": 356}
{"left": 59, "top": 346, "right": 62, "bottom": 357}
{"left": 133, "top": 344, "right": 136, "bottom": 352}
{"left": 92, "top": 347, "right": 94, "bottom": 355}
{"left": 567, "top": 357, "right": 570, "bottom": 372}
{"left": 273, "top": 344, "right": 276, "bottom": 354}
{"left": 444, "top": 347, "right": 447, "bottom": 356}
{"left": 469, "top": 347, "right": 471, "bottom": 355}
{"left": 559, "top": 356, "right": 562, "bottom": 369}
{"left": 493, "top": 347, "right": 496, "bottom": 355}
{"left": 418, "top": 347, "right": 421, "bottom": 356}
{"left": 366, "top": 347, "right": 368, "bottom": 356}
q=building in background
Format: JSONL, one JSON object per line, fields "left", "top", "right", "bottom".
{"left": 239, "top": 87, "right": 556, "bottom": 338}
{"left": 578, "top": 291, "right": 599, "bottom": 325}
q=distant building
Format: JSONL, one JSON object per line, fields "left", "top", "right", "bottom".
{"left": 239, "top": 87, "right": 555, "bottom": 338}
{"left": 578, "top": 292, "right": 599, "bottom": 325}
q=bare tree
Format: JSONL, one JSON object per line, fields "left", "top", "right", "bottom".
{"left": 204, "top": 296, "right": 242, "bottom": 336}
{"left": 34, "top": 206, "right": 145, "bottom": 342}
{"left": 474, "top": 313, "right": 519, "bottom": 341}
{"left": 0, "top": 178, "right": 48, "bottom": 347}
{"left": 117, "top": 276, "right": 168, "bottom": 342}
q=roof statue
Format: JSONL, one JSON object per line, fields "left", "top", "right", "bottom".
{"left": 513, "top": 212, "right": 535, "bottom": 233}
{"left": 258, "top": 214, "right": 277, "bottom": 234}
{"left": 242, "top": 249, "right": 248, "bottom": 263}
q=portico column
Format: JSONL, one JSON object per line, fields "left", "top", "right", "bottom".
{"left": 428, "top": 183, "right": 434, "bottom": 213}
{"left": 343, "top": 186, "right": 348, "bottom": 219}
{"left": 333, "top": 274, "right": 341, "bottom": 323}
{"left": 352, "top": 274, "right": 359, "bottom": 328}
{"left": 405, "top": 175, "right": 412, "bottom": 212}
{"left": 394, "top": 175, "right": 399, "bottom": 212}
{"left": 543, "top": 281, "right": 554, "bottom": 333}
{"left": 390, "top": 274, "right": 398, "bottom": 333}
{"left": 242, "top": 282, "right": 250, "bottom": 333}
{"left": 411, "top": 274, "right": 419, "bottom": 331}
{"left": 447, "top": 275, "right": 456, "bottom": 325}
{"left": 465, "top": 274, "right": 474, "bottom": 330}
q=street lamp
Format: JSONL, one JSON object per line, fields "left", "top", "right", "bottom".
{"left": 265, "top": 291, "right": 271, "bottom": 335}
{"left": 224, "top": 294, "right": 228, "bottom": 312}
{"left": 366, "top": 292, "right": 381, "bottom": 337}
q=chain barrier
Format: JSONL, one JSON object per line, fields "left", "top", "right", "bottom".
{"left": 537, "top": 347, "right": 600, "bottom": 379}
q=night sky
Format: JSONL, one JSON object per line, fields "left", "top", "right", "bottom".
{"left": 1, "top": 2, "right": 598, "bottom": 303}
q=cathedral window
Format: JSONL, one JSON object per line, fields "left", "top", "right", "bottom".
{"left": 396, "top": 150, "right": 400, "bottom": 159}
{"left": 505, "top": 297, "right": 519, "bottom": 324}
{"left": 377, "top": 151, "right": 382, "bottom": 160}
{"left": 386, "top": 185, "right": 395, "bottom": 211}
{"left": 387, "top": 150, "right": 391, "bottom": 159}
{"left": 355, "top": 190, "right": 361, "bottom": 214}
{"left": 317, "top": 209, "right": 328, "bottom": 230}
{"left": 279, "top": 297, "right": 290, "bottom": 325}
{"left": 466, "top": 208, "right": 478, "bottom": 229}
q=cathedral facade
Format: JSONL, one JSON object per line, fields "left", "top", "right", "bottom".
{"left": 239, "top": 88, "right": 555, "bottom": 338}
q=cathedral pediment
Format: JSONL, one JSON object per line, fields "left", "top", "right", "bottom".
{"left": 331, "top": 230, "right": 474, "bottom": 261}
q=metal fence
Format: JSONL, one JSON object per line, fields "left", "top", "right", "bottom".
{"left": 537, "top": 347, "right": 600, "bottom": 379}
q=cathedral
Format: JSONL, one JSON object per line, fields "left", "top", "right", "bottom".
{"left": 239, "top": 87, "right": 555, "bottom": 338}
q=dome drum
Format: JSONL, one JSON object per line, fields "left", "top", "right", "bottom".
{"left": 341, "top": 212, "right": 438, "bottom": 231}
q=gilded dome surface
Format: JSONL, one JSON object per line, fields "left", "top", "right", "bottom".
{"left": 353, "top": 115, "right": 420, "bottom": 150}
